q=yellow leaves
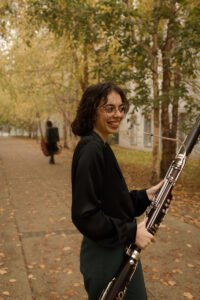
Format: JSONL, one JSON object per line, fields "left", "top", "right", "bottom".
{"left": 28, "top": 274, "right": 36, "bottom": 280}
{"left": 177, "top": 252, "right": 183, "bottom": 258}
{"left": 183, "top": 292, "right": 194, "bottom": 299}
{"left": 159, "top": 278, "right": 168, "bottom": 286}
{"left": 0, "top": 268, "right": 8, "bottom": 275}
{"left": 170, "top": 189, "right": 200, "bottom": 230}
{"left": 0, "top": 207, "right": 5, "bottom": 214}
{"left": 192, "top": 218, "right": 200, "bottom": 227}
{"left": 73, "top": 282, "right": 80, "bottom": 287}
{"left": 9, "top": 278, "right": 17, "bottom": 283}
{"left": 150, "top": 267, "right": 178, "bottom": 287}
{"left": 27, "top": 264, "right": 34, "bottom": 269}
{"left": 39, "top": 264, "right": 45, "bottom": 270}
{"left": 159, "top": 224, "right": 167, "bottom": 228}
{"left": 172, "top": 268, "right": 183, "bottom": 274}
{"left": 63, "top": 246, "right": 71, "bottom": 251}
{"left": 59, "top": 216, "right": 66, "bottom": 222}
{"left": 151, "top": 267, "right": 159, "bottom": 273}
{"left": 56, "top": 256, "right": 62, "bottom": 262}
{"left": 159, "top": 278, "right": 177, "bottom": 287}
{"left": 2, "top": 291, "right": 10, "bottom": 296}
{"left": 187, "top": 264, "right": 194, "bottom": 268}
{"left": 167, "top": 280, "right": 176, "bottom": 286}
{"left": 62, "top": 267, "right": 73, "bottom": 275}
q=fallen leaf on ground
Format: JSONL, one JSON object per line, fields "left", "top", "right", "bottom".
{"left": 183, "top": 292, "right": 193, "bottom": 299}
{"left": 151, "top": 268, "right": 159, "bottom": 272}
{"left": 28, "top": 274, "right": 36, "bottom": 280}
{"left": 9, "top": 279, "right": 16, "bottom": 283}
{"left": 167, "top": 280, "right": 176, "bottom": 286}
{"left": 187, "top": 264, "right": 194, "bottom": 268}
{"left": 159, "top": 279, "right": 168, "bottom": 286}
{"left": 0, "top": 268, "right": 8, "bottom": 275}
{"left": 2, "top": 291, "right": 10, "bottom": 296}
{"left": 55, "top": 258, "right": 61, "bottom": 262}
{"left": 73, "top": 283, "right": 80, "bottom": 287}
{"left": 27, "top": 265, "right": 34, "bottom": 269}
{"left": 39, "top": 264, "right": 45, "bottom": 269}
{"left": 172, "top": 269, "right": 183, "bottom": 274}
{"left": 63, "top": 247, "right": 71, "bottom": 251}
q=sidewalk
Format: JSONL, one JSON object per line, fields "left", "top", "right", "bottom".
{"left": 0, "top": 137, "right": 199, "bottom": 300}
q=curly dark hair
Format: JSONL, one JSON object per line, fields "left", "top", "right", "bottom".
{"left": 71, "top": 82, "right": 129, "bottom": 136}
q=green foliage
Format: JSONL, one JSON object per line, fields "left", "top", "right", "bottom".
{"left": 1, "top": 0, "right": 200, "bottom": 133}
{"left": 23, "top": 0, "right": 200, "bottom": 115}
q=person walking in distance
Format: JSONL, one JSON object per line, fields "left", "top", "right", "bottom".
{"left": 71, "top": 82, "right": 163, "bottom": 300}
{"left": 45, "top": 120, "right": 60, "bottom": 164}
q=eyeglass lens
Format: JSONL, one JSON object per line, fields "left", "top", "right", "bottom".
{"left": 100, "top": 104, "right": 126, "bottom": 114}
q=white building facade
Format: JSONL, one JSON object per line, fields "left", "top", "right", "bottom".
{"left": 118, "top": 106, "right": 200, "bottom": 159}
{"left": 119, "top": 107, "right": 153, "bottom": 151}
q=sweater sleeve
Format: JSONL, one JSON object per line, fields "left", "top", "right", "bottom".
{"left": 129, "top": 189, "right": 151, "bottom": 217}
{"left": 71, "top": 141, "right": 136, "bottom": 248}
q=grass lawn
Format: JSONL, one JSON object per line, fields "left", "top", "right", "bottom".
{"left": 112, "top": 145, "right": 152, "bottom": 167}
{"left": 112, "top": 145, "right": 200, "bottom": 190}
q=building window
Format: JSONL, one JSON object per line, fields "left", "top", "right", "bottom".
{"left": 144, "top": 117, "right": 152, "bottom": 147}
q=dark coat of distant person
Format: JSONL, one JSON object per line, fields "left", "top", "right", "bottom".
{"left": 45, "top": 120, "right": 60, "bottom": 164}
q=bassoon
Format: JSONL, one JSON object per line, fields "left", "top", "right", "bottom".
{"left": 99, "top": 115, "right": 200, "bottom": 300}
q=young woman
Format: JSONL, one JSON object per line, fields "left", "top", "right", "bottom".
{"left": 71, "top": 82, "right": 163, "bottom": 299}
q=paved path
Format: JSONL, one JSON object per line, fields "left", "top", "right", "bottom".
{"left": 0, "top": 137, "right": 199, "bottom": 300}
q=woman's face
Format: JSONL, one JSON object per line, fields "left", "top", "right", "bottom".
{"left": 93, "top": 91, "right": 125, "bottom": 141}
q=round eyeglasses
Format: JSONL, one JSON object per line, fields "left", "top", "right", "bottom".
{"left": 98, "top": 104, "right": 126, "bottom": 115}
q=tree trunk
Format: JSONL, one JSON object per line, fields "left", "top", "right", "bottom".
{"left": 160, "top": 26, "right": 174, "bottom": 177}
{"left": 150, "top": 21, "right": 160, "bottom": 184}
{"left": 151, "top": 107, "right": 160, "bottom": 183}
{"left": 62, "top": 111, "right": 70, "bottom": 149}
{"left": 80, "top": 44, "right": 89, "bottom": 91}
{"left": 170, "top": 69, "right": 181, "bottom": 155}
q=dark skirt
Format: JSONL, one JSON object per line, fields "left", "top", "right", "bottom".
{"left": 47, "top": 142, "right": 58, "bottom": 155}
{"left": 80, "top": 237, "right": 147, "bottom": 300}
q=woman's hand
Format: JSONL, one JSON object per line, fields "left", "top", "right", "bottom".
{"left": 135, "top": 219, "right": 155, "bottom": 250}
{"left": 146, "top": 180, "right": 164, "bottom": 201}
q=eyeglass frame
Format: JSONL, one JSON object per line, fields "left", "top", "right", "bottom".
{"left": 98, "top": 103, "right": 128, "bottom": 115}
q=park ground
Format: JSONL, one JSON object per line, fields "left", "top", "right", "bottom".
{"left": 0, "top": 137, "right": 199, "bottom": 300}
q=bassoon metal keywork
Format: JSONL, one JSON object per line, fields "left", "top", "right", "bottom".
{"left": 99, "top": 115, "right": 200, "bottom": 300}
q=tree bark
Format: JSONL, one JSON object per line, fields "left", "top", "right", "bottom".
{"left": 150, "top": 18, "right": 160, "bottom": 184}
{"left": 160, "top": 23, "right": 174, "bottom": 177}
{"left": 80, "top": 43, "right": 89, "bottom": 91}
{"left": 62, "top": 111, "right": 71, "bottom": 149}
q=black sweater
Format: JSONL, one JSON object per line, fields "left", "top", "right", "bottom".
{"left": 71, "top": 132, "right": 151, "bottom": 248}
